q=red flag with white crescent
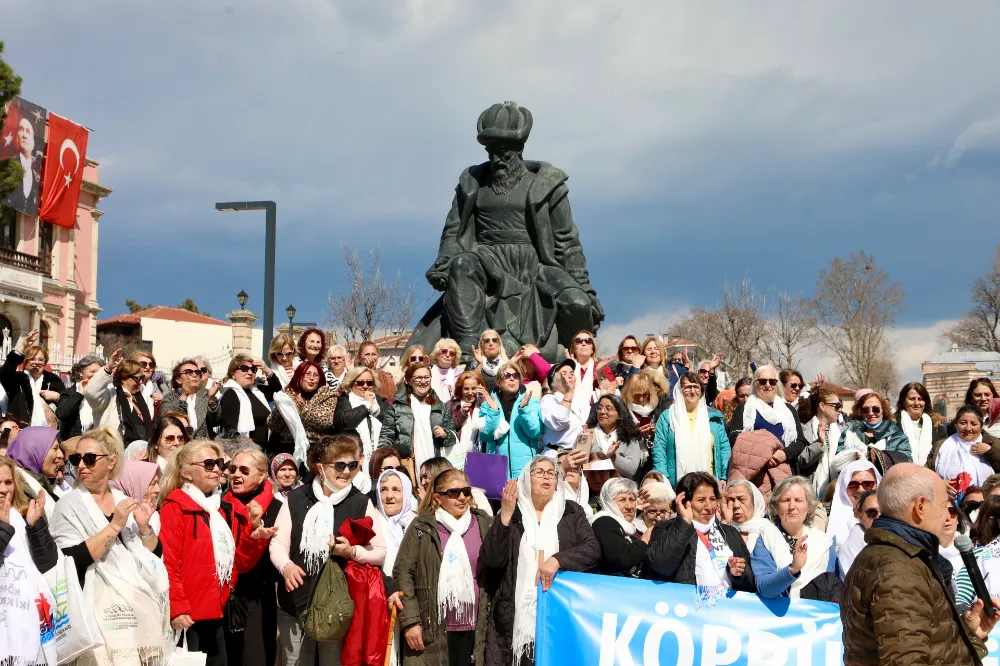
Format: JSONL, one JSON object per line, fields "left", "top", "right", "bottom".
{"left": 38, "top": 113, "right": 89, "bottom": 229}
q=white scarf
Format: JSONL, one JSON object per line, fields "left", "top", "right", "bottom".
{"left": 222, "top": 379, "right": 270, "bottom": 435}
{"left": 270, "top": 363, "right": 292, "bottom": 389}
{"left": 1, "top": 508, "right": 58, "bottom": 666}
{"left": 827, "top": 460, "right": 881, "bottom": 547}
{"left": 571, "top": 359, "right": 599, "bottom": 422}
{"left": 630, "top": 402, "right": 655, "bottom": 419}
{"left": 348, "top": 391, "right": 383, "bottom": 461}
{"left": 742, "top": 394, "right": 797, "bottom": 446}
{"left": 435, "top": 507, "right": 476, "bottom": 624}
{"left": 693, "top": 516, "right": 732, "bottom": 589}
{"left": 26, "top": 371, "right": 48, "bottom": 427}
{"left": 669, "top": 380, "right": 714, "bottom": 478}
{"left": 838, "top": 523, "right": 867, "bottom": 577}
{"left": 900, "top": 412, "right": 933, "bottom": 467}
{"left": 730, "top": 480, "right": 770, "bottom": 552}
{"left": 760, "top": 523, "right": 833, "bottom": 597}
{"left": 593, "top": 427, "right": 618, "bottom": 456}
{"left": 77, "top": 381, "right": 95, "bottom": 431}
{"left": 590, "top": 478, "right": 636, "bottom": 535}
{"left": 935, "top": 433, "right": 995, "bottom": 486}
{"left": 410, "top": 395, "right": 435, "bottom": 472}
{"left": 178, "top": 391, "right": 199, "bottom": 431}
{"left": 376, "top": 470, "right": 416, "bottom": 574}
{"left": 181, "top": 484, "right": 235, "bottom": 587}
{"left": 480, "top": 357, "right": 501, "bottom": 377}
{"left": 513, "top": 464, "right": 564, "bottom": 664}
{"left": 806, "top": 417, "right": 842, "bottom": 497}
{"left": 431, "top": 365, "right": 460, "bottom": 404}
{"left": 300, "top": 476, "right": 353, "bottom": 575}
{"left": 156, "top": 455, "right": 168, "bottom": 471}
{"left": 50, "top": 487, "right": 170, "bottom": 660}
{"left": 563, "top": 477, "right": 589, "bottom": 508}
{"left": 273, "top": 391, "right": 310, "bottom": 467}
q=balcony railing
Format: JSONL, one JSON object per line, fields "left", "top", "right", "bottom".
{"left": 0, "top": 246, "right": 46, "bottom": 274}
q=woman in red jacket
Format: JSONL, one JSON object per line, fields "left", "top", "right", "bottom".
{"left": 159, "top": 440, "right": 277, "bottom": 666}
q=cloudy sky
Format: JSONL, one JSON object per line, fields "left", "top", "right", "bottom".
{"left": 6, "top": 1, "right": 1000, "bottom": 381}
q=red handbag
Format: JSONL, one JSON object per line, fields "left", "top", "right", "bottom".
{"left": 338, "top": 517, "right": 390, "bottom": 666}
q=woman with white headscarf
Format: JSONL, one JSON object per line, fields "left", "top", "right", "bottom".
{"left": 591, "top": 477, "right": 649, "bottom": 577}
{"left": 480, "top": 455, "right": 600, "bottom": 666}
{"left": 826, "top": 459, "right": 881, "bottom": 549}
{"left": 376, "top": 468, "right": 417, "bottom": 575}
{"left": 726, "top": 479, "right": 770, "bottom": 552}
{"left": 927, "top": 405, "right": 1000, "bottom": 490}
{"left": 652, "top": 372, "right": 730, "bottom": 486}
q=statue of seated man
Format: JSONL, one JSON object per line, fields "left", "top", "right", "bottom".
{"left": 409, "top": 101, "right": 604, "bottom": 361}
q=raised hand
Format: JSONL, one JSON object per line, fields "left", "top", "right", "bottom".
{"left": 111, "top": 498, "right": 138, "bottom": 531}
{"left": 718, "top": 492, "right": 733, "bottom": 525}
{"left": 106, "top": 348, "right": 125, "bottom": 373}
{"left": 246, "top": 500, "right": 263, "bottom": 528}
{"left": 500, "top": 479, "right": 518, "bottom": 526}
{"left": 472, "top": 345, "right": 484, "bottom": 366}
{"left": 709, "top": 353, "right": 723, "bottom": 371}
{"left": 0, "top": 490, "right": 12, "bottom": 523}
{"left": 133, "top": 498, "right": 154, "bottom": 532}
{"left": 789, "top": 535, "right": 809, "bottom": 574}
{"left": 675, "top": 491, "right": 693, "bottom": 523}
{"left": 16, "top": 329, "right": 39, "bottom": 353}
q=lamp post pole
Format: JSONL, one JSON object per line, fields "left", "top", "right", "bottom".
{"left": 286, "top": 304, "right": 297, "bottom": 340}
{"left": 216, "top": 201, "right": 276, "bottom": 359}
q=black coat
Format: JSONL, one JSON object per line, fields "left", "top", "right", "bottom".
{"left": 592, "top": 515, "right": 647, "bottom": 577}
{"left": 220, "top": 387, "right": 271, "bottom": 448}
{"left": 0, "top": 350, "right": 65, "bottom": 426}
{"left": 332, "top": 392, "right": 390, "bottom": 437}
{"left": 644, "top": 517, "right": 756, "bottom": 592}
{"left": 55, "top": 383, "right": 87, "bottom": 440}
{"left": 479, "top": 500, "right": 600, "bottom": 666}
{"left": 726, "top": 401, "right": 808, "bottom": 474}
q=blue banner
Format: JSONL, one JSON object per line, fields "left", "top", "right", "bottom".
{"left": 536, "top": 572, "right": 843, "bottom": 666}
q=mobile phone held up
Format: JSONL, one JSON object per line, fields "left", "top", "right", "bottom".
{"left": 574, "top": 431, "right": 594, "bottom": 457}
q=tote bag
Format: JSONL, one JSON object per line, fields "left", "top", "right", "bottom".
{"left": 43, "top": 553, "right": 104, "bottom": 663}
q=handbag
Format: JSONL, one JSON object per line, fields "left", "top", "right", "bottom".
{"left": 167, "top": 630, "right": 208, "bottom": 666}
{"left": 43, "top": 553, "right": 105, "bottom": 663}
{"left": 223, "top": 589, "right": 249, "bottom": 633}
{"left": 464, "top": 451, "right": 508, "bottom": 500}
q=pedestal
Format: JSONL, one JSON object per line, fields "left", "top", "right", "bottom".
{"left": 227, "top": 309, "right": 259, "bottom": 358}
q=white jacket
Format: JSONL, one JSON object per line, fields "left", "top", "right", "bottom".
{"left": 83, "top": 368, "right": 153, "bottom": 434}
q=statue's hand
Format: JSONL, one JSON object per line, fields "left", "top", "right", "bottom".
{"left": 426, "top": 258, "right": 451, "bottom": 291}
{"left": 590, "top": 296, "right": 605, "bottom": 323}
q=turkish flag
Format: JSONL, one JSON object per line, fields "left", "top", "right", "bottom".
{"left": 38, "top": 113, "right": 88, "bottom": 229}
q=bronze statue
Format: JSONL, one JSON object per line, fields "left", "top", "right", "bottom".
{"left": 409, "top": 101, "right": 604, "bottom": 361}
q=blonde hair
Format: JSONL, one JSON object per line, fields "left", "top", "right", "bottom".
{"left": 159, "top": 439, "right": 224, "bottom": 503}
{"left": 0, "top": 455, "right": 29, "bottom": 515}
{"left": 478, "top": 330, "right": 509, "bottom": 364}
{"left": 268, "top": 333, "right": 296, "bottom": 364}
{"left": 232, "top": 445, "right": 269, "bottom": 475}
{"left": 622, "top": 369, "right": 669, "bottom": 406}
{"left": 342, "top": 366, "right": 380, "bottom": 394}
{"left": 78, "top": 427, "right": 126, "bottom": 481}
{"left": 418, "top": 468, "right": 472, "bottom": 514}
{"left": 430, "top": 338, "right": 462, "bottom": 366}
{"left": 639, "top": 337, "right": 667, "bottom": 372}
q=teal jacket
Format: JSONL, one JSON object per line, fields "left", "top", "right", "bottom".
{"left": 652, "top": 407, "right": 731, "bottom": 486}
{"left": 479, "top": 393, "right": 543, "bottom": 480}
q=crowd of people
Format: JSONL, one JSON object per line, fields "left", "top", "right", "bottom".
{"left": 3, "top": 325, "right": 1000, "bottom": 665}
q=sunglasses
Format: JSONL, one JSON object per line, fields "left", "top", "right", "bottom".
{"left": 409, "top": 355, "right": 427, "bottom": 363}
{"left": 276, "top": 351, "right": 294, "bottom": 358}
{"left": 68, "top": 452, "right": 109, "bottom": 467}
{"left": 126, "top": 374, "right": 144, "bottom": 383}
{"left": 574, "top": 337, "right": 594, "bottom": 346}
{"left": 381, "top": 464, "right": 408, "bottom": 474}
{"left": 621, "top": 345, "right": 639, "bottom": 354}
{"left": 198, "top": 367, "right": 209, "bottom": 374}
{"left": 354, "top": 379, "right": 375, "bottom": 388}
{"left": 786, "top": 383, "right": 803, "bottom": 390}
{"left": 500, "top": 372, "right": 520, "bottom": 380}
{"left": 481, "top": 337, "right": 500, "bottom": 344}
{"left": 756, "top": 378, "right": 778, "bottom": 387}
{"left": 847, "top": 480, "right": 877, "bottom": 492}
{"left": 137, "top": 360, "right": 156, "bottom": 369}
{"left": 326, "top": 460, "right": 360, "bottom": 473}
{"left": 439, "top": 350, "right": 457, "bottom": 357}
{"left": 227, "top": 465, "right": 252, "bottom": 475}
{"left": 180, "top": 368, "right": 204, "bottom": 377}
{"left": 237, "top": 365, "right": 256, "bottom": 374}
{"left": 947, "top": 505, "right": 958, "bottom": 518}
{"left": 162, "top": 434, "right": 187, "bottom": 443}
{"left": 861, "top": 406, "right": 882, "bottom": 415}
{"left": 823, "top": 401, "right": 844, "bottom": 410}
{"left": 697, "top": 369, "right": 710, "bottom": 375}
{"left": 964, "top": 500, "right": 983, "bottom": 514}
{"left": 436, "top": 486, "right": 472, "bottom": 499}
{"left": 864, "top": 508, "right": 880, "bottom": 520}
{"left": 193, "top": 458, "right": 226, "bottom": 471}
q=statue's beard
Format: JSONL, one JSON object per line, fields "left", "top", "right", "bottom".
{"left": 489, "top": 155, "right": 526, "bottom": 195}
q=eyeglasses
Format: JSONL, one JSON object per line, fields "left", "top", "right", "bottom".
{"left": 237, "top": 365, "right": 256, "bottom": 374}
{"left": 68, "top": 452, "right": 109, "bottom": 467}
{"left": 411, "top": 377, "right": 432, "bottom": 385}
{"left": 864, "top": 508, "right": 880, "bottom": 520}
{"left": 302, "top": 372, "right": 322, "bottom": 381}
{"left": 162, "top": 434, "right": 187, "bottom": 443}
{"left": 823, "top": 402, "right": 843, "bottom": 410}
{"left": 786, "top": 383, "right": 803, "bottom": 390}
{"left": 644, "top": 507, "right": 670, "bottom": 518}
{"left": 439, "top": 350, "right": 457, "bottom": 357}
{"left": 409, "top": 355, "right": 427, "bottom": 363}
{"left": 531, "top": 469, "right": 557, "bottom": 480}
{"left": 193, "top": 458, "right": 226, "bottom": 471}
{"left": 227, "top": 464, "right": 252, "bottom": 475}
{"left": 326, "top": 460, "right": 360, "bottom": 473}
{"left": 847, "top": 480, "right": 877, "bottom": 492}
{"left": 621, "top": 346, "right": 639, "bottom": 354}
{"left": 276, "top": 351, "right": 294, "bottom": 359}
{"left": 354, "top": 379, "right": 375, "bottom": 388}
{"left": 137, "top": 360, "right": 156, "bottom": 369}
{"left": 596, "top": 405, "right": 618, "bottom": 414}
{"left": 500, "top": 372, "right": 520, "bottom": 380}
{"left": 481, "top": 337, "right": 500, "bottom": 344}
{"left": 756, "top": 378, "right": 778, "bottom": 387}
{"left": 574, "top": 337, "right": 594, "bottom": 346}
{"left": 180, "top": 368, "right": 204, "bottom": 377}
{"left": 861, "top": 406, "right": 882, "bottom": 416}
{"left": 436, "top": 486, "right": 472, "bottom": 499}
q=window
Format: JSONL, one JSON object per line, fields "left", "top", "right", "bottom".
{"left": 39, "top": 221, "right": 54, "bottom": 276}
{"left": 0, "top": 314, "right": 14, "bottom": 354}
{"left": 0, "top": 208, "right": 17, "bottom": 251}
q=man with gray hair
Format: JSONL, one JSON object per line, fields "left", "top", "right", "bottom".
{"left": 841, "top": 463, "right": 998, "bottom": 665}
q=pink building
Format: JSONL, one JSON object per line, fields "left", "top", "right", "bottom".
{"left": 0, "top": 157, "right": 109, "bottom": 367}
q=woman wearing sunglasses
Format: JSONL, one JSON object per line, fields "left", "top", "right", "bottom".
{"left": 220, "top": 354, "right": 272, "bottom": 449}
{"left": 430, "top": 338, "right": 464, "bottom": 404}
{"left": 161, "top": 357, "right": 222, "bottom": 440}
{"left": 566, "top": 330, "right": 603, "bottom": 418}
{"left": 394, "top": 345, "right": 430, "bottom": 398}
{"left": 268, "top": 361, "right": 339, "bottom": 457}
{"left": 825, "top": 459, "right": 881, "bottom": 551}
{"left": 269, "top": 435, "right": 385, "bottom": 664}
{"left": 835, "top": 391, "right": 912, "bottom": 468}
{"left": 50, "top": 427, "right": 169, "bottom": 664}
{"left": 6, "top": 426, "right": 63, "bottom": 517}
{"left": 469, "top": 329, "right": 509, "bottom": 393}
{"left": 143, "top": 413, "right": 191, "bottom": 470}
{"left": 481, "top": 362, "right": 544, "bottom": 480}
{"left": 799, "top": 388, "right": 846, "bottom": 499}
{"left": 927, "top": 405, "right": 1000, "bottom": 493}
{"left": 393, "top": 468, "right": 493, "bottom": 665}
{"left": 222, "top": 446, "right": 283, "bottom": 666}
{"left": 726, "top": 365, "right": 808, "bottom": 474}
{"left": 85, "top": 349, "right": 156, "bottom": 447}
{"left": 334, "top": 366, "right": 391, "bottom": 486}
{"left": 379, "top": 362, "right": 458, "bottom": 477}
{"left": 265, "top": 333, "right": 298, "bottom": 390}
{"left": 158, "top": 440, "right": 276, "bottom": 666}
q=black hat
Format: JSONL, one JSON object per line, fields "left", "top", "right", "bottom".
{"left": 547, "top": 358, "right": 576, "bottom": 389}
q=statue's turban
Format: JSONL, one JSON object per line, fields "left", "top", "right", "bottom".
{"left": 476, "top": 101, "right": 533, "bottom": 146}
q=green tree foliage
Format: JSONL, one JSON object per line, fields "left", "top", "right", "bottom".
{"left": 125, "top": 299, "right": 153, "bottom": 313}
{"left": 0, "top": 41, "right": 24, "bottom": 203}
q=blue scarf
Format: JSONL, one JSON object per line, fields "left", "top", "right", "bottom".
{"left": 873, "top": 516, "right": 953, "bottom": 583}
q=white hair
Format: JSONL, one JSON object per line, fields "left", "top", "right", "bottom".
{"left": 328, "top": 345, "right": 347, "bottom": 358}
{"left": 753, "top": 364, "right": 785, "bottom": 400}
{"left": 878, "top": 468, "right": 937, "bottom": 519}
{"left": 643, "top": 481, "right": 675, "bottom": 504}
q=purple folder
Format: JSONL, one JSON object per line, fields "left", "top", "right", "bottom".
{"left": 464, "top": 452, "right": 508, "bottom": 500}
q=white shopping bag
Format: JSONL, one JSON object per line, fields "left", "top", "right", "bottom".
{"left": 43, "top": 553, "right": 104, "bottom": 663}
{"left": 167, "top": 630, "right": 207, "bottom": 666}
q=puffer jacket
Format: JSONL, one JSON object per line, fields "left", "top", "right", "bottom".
{"left": 479, "top": 392, "right": 543, "bottom": 479}
{"left": 266, "top": 386, "right": 339, "bottom": 444}
{"left": 392, "top": 509, "right": 495, "bottom": 666}
{"left": 651, "top": 407, "right": 730, "bottom": 486}
{"left": 377, "top": 393, "right": 458, "bottom": 460}
{"left": 841, "top": 524, "right": 987, "bottom": 665}
{"left": 727, "top": 430, "right": 793, "bottom": 499}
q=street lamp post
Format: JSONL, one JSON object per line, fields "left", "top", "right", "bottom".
{"left": 286, "top": 304, "right": 297, "bottom": 339}
{"left": 237, "top": 289, "right": 248, "bottom": 310}
{"left": 216, "top": 201, "right": 276, "bottom": 359}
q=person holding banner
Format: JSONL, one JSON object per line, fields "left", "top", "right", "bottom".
{"left": 644, "top": 471, "right": 755, "bottom": 595}
{"left": 480, "top": 455, "right": 599, "bottom": 666}
{"left": 591, "top": 477, "right": 649, "bottom": 577}
{"left": 750, "top": 476, "right": 840, "bottom": 601}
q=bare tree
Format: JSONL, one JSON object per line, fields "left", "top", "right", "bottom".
{"left": 946, "top": 245, "right": 1000, "bottom": 353}
{"left": 717, "top": 276, "right": 769, "bottom": 372}
{"left": 325, "top": 244, "right": 426, "bottom": 344}
{"left": 809, "top": 251, "right": 905, "bottom": 389}
{"left": 669, "top": 307, "right": 727, "bottom": 357}
{"left": 761, "top": 292, "right": 817, "bottom": 369}
{"left": 867, "top": 351, "right": 899, "bottom": 398}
